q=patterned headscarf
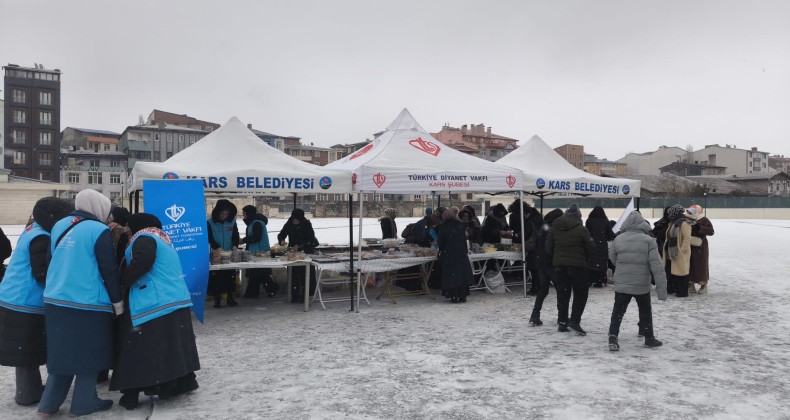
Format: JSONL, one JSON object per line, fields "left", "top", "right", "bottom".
{"left": 667, "top": 204, "right": 685, "bottom": 221}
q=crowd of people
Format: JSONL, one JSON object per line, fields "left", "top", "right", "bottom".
{"left": 0, "top": 190, "right": 200, "bottom": 416}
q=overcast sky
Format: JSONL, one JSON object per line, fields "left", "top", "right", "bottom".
{"left": 2, "top": 0, "right": 788, "bottom": 159}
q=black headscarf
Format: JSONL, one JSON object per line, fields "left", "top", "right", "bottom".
{"left": 290, "top": 208, "right": 306, "bottom": 221}
{"left": 588, "top": 206, "right": 608, "bottom": 219}
{"left": 32, "top": 197, "right": 74, "bottom": 232}
{"left": 110, "top": 206, "right": 131, "bottom": 226}
{"left": 127, "top": 213, "right": 162, "bottom": 234}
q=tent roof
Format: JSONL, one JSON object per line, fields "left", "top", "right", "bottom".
{"left": 327, "top": 109, "right": 522, "bottom": 193}
{"left": 128, "top": 117, "right": 352, "bottom": 194}
{"left": 498, "top": 135, "right": 641, "bottom": 198}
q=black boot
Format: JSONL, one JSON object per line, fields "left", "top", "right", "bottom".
{"left": 213, "top": 298, "right": 221, "bottom": 308}
{"left": 529, "top": 317, "right": 543, "bottom": 326}
{"left": 558, "top": 322, "right": 569, "bottom": 332}
{"left": 227, "top": 296, "right": 238, "bottom": 307}
{"left": 568, "top": 322, "right": 587, "bottom": 336}
{"left": 608, "top": 335, "right": 620, "bottom": 351}
{"left": 645, "top": 337, "right": 663, "bottom": 348}
{"left": 119, "top": 392, "right": 139, "bottom": 410}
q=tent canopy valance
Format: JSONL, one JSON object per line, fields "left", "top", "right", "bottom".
{"left": 128, "top": 117, "right": 353, "bottom": 194}
{"left": 497, "top": 135, "right": 641, "bottom": 198}
{"left": 326, "top": 109, "right": 523, "bottom": 194}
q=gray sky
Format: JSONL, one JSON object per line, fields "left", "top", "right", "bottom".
{"left": 2, "top": 0, "right": 788, "bottom": 159}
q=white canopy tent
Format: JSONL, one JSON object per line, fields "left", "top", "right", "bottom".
{"left": 128, "top": 116, "right": 353, "bottom": 194}
{"left": 328, "top": 109, "right": 528, "bottom": 311}
{"left": 497, "top": 135, "right": 641, "bottom": 202}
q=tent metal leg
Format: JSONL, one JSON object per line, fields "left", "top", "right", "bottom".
{"left": 355, "top": 193, "right": 364, "bottom": 313}
{"left": 348, "top": 194, "right": 354, "bottom": 311}
{"left": 519, "top": 191, "right": 527, "bottom": 298}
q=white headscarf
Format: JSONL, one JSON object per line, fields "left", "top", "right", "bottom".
{"left": 75, "top": 189, "right": 112, "bottom": 222}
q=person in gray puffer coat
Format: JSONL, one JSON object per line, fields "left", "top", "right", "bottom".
{"left": 607, "top": 211, "right": 667, "bottom": 351}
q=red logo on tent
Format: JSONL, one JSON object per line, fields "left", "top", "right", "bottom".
{"left": 506, "top": 175, "right": 517, "bottom": 188}
{"left": 352, "top": 173, "right": 358, "bottom": 185}
{"left": 373, "top": 172, "right": 386, "bottom": 188}
{"left": 349, "top": 144, "right": 374, "bottom": 160}
{"left": 408, "top": 137, "right": 441, "bottom": 156}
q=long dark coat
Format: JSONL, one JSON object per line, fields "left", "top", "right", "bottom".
{"left": 689, "top": 217, "right": 714, "bottom": 284}
{"left": 437, "top": 219, "right": 472, "bottom": 299}
{"left": 0, "top": 307, "right": 46, "bottom": 367}
{"left": 585, "top": 217, "right": 614, "bottom": 272}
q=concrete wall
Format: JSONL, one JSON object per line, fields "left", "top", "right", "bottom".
{"left": 0, "top": 188, "right": 64, "bottom": 224}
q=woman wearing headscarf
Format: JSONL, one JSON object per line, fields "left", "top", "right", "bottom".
{"left": 528, "top": 208, "right": 564, "bottom": 326}
{"left": 686, "top": 205, "right": 714, "bottom": 294}
{"left": 107, "top": 206, "right": 132, "bottom": 266}
{"left": 585, "top": 206, "right": 615, "bottom": 288}
{"left": 241, "top": 205, "right": 277, "bottom": 298}
{"left": 0, "top": 198, "right": 72, "bottom": 406}
{"left": 438, "top": 209, "right": 473, "bottom": 303}
{"left": 110, "top": 213, "right": 200, "bottom": 410}
{"left": 379, "top": 208, "right": 398, "bottom": 240}
{"left": 278, "top": 209, "right": 318, "bottom": 302}
{"left": 458, "top": 208, "right": 482, "bottom": 246}
{"left": 508, "top": 199, "right": 544, "bottom": 295}
{"left": 38, "top": 189, "right": 123, "bottom": 417}
{"left": 663, "top": 204, "right": 693, "bottom": 298}
{"left": 207, "top": 199, "right": 240, "bottom": 308}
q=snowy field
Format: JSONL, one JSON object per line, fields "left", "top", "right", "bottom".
{"left": 1, "top": 218, "right": 789, "bottom": 419}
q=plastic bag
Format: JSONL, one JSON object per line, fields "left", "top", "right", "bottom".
{"left": 484, "top": 270, "right": 506, "bottom": 294}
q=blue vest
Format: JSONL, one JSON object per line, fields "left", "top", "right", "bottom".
{"left": 208, "top": 219, "right": 235, "bottom": 250}
{"left": 125, "top": 233, "right": 192, "bottom": 327}
{"left": 0, "top": 223, "right": 48, "bottom": 314}
{"left": 246, "top": 219, "right": 270, "bottom": 252}
{"left": 44, "top": 216, "right": 113, "bottom": 313}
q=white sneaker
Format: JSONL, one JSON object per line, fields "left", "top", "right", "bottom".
{"left": 698, "top": 284, "right": 708, "bottom": 294}
{"left": 688, "top": 283, "right": 697, "bottom": 294}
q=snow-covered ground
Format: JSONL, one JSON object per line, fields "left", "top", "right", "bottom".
{"left": 1, "top": 219, "right": 789, "bottom": 419}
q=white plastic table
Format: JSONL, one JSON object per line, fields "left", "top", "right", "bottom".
{"left": 209, "top": 259, "right": 312, "bottom": 311}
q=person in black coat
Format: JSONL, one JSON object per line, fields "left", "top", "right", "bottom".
{"left": 0, "top": 198, "right": 73, "bottom": 405}
{"left": 277, "top": 209, "right": 318, "bottom": 302}
{"left": 529, "top": 208, "right": 564, "bottom": 326}
{"left": 379, "top": 208, "right": 398, "bottom": 240}
{"left": 207, "top": 200, "right": 240, "bottom": 308}
{"left": 652, "top": 207, "right": 671, "bottom": 258}
{"left": 0, "top": 226, "right": 11, "bottom": 264}
{"left": 240, "top": 205, "right": 277, "bottom": 298}
{"left": 585, "top": 206, "right": 615, "bottom": 288}
{"left": 508, "top": 199, "right": 544, "bottom": 295}
{"left": 438, "top": 209, "right": 473, "bottom": 303}
{"left": 481, "top": 203, "right": 512, "bottom": 244}
{"left": 110, "top": 213, "right": 200, "bottom": 410}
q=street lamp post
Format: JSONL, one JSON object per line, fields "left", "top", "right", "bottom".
{"left": 704, "top": 192, "right": 707, "bottom": 216}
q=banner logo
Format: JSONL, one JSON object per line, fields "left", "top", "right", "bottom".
{"left": 349, "top": 143, "right": 374, "bottom": 160}
{"left": 408, "top": 137, "right": 441, "bottom": 156}
{"left": 165, "top": 204, "right": 186, "bottom": 222}
{"left": 373, "top": 172, "right": 386, "bottom": 188}
{"left": 506, "top": 175, "right": 517, "bottom": 188}
{"left": 319, "top": 176, "right": 332, "bottom": 190}
{"left": 536, "top": 178, "right": 546, "bottom": 189}
{"left": 623, "top": 185, "right": 631, "bottom": 195}
{"left": 163, "top": 172, "right": 179, "bottom": 180}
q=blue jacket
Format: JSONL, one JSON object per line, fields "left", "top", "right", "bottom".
{"left": 44, "top": 215, "right": 115, "bottom": 313}
{"left": 246, "top": 219, "right": 270, "bottom": 252}
{"left": 0, "top": 223, "right": 48, "bottom": 314}
{"left": 125, "top": 233, "right": 192, "bottom": 327}
{"left": 208, "top": 219, "right": 235, "bottom": 251}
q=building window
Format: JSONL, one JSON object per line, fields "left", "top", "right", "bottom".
{"left": 12, "top": 110, "right": 26, "bottom": 124}
{"left": 12, "top": 129, "right": 26, "bottom": 144}
{"left": 109, "top": 192, "right": 121, "bottom": 202}
{"left": 110, "top": 160, "right": 120, "bottom": 168}
{"left": 38, "top": 151, "right": 52, "bottom": 166}
{"left": 110, "top": 174, "right": 122, "bottom": 184}
{"left": 39, "top": 132, "right": 52, "bottom": 145}
{"left": 13, "top": 151, "right": 27, "bottom": 165}
{"left": 178, "top": 135, "right": 184, "bottom": 146}
{"left": 39, "top": 91, "right": 52, "bottom": 106}
{"left": 466, "top": 193, "right": 474, "bottom": 200}
{"left": 88, "top": 172, "right": 103, "bottom": 184}
{"left": 39, "top": 111, "right": 52, "bottom": 125}
{"left": 153, "top": 151, "right": 161, "bottom": 161}
{"left": 13, "top": 89, "right": 26, "bottom": 103}
{"left": 189, "top": 136, "right": 196, "bottom": 145}
{"left": 68, "top": 172, "right": 80, "bottom": 183}
{"left": 37, "top": 171, "right": 52, "bottom": 181}
{"left": 102, "top": 143, "right": 110, "bottom": 151}
{"left": 89, "top": 159, "right": 100, "bottom": 168}
{"left": 413, "top": 194, "right": 422, "bottom": 200}
{"left": 166, "top": 152, "right": 173, "bottom": 159}
{"left": 333, "top": 194, "right": 343, "bottom": 201}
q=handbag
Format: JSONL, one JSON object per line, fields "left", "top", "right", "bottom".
{"left": 523, "top": 230, "right": 538, "bottom": 252}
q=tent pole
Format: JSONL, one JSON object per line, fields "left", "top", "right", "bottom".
{"left": 437, "top": 194, "right": 441, "bottom": 209}
{"left": 356, "top": 193, "right": 364, "bottom": 313}
{"left": 292, "top": 193, "right": 297, "bottom": 211}
{"left": 540, "top": 193, "right": 544, "bottom": 215}
{"left": 348, "top": 194, "right": 354, "bottom": 311}
{"left": 519, "top": 191, "right": 527, "bottom": 299}
{"left": 134, "top": 190, "right": 140, "bottom": 213}
{"left": 636, "top": 197, "right": 641, "bottom": 211}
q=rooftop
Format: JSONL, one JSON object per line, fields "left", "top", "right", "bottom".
{"left": 69, "top": 127, "right": 121, "bottom": 136}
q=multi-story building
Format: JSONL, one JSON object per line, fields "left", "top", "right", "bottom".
{"left": 583, "top": 154, "right": 627, "bottom": 176}
{"left": 659, "top": 161, "right": 726, "bottom": 176}
{"left": 692, "top": 144, "right": 770, "bottom": 176}
{"left": 146, "top": 109, "right": 220, "bottom": 132}
{"left": 618, "top": 146, "right": 687, "bottom": 175}
{"left": 3, "top": 64, "right": 62, "bottom": 181}
{"left": 59, "top": 127, "right": 126, "bottom": 203}
{"left": 768, "top": 155, "right": 790, "bottom": 173}
{"left": 118, "top": 122, "right": 208, "bottom": 169}
{"left": 554, "top": 144, "right": 584, "bottom": 170}
{"left": 431, "top": 123, "right": 518, "bottom": 161}
{"left": 246, "top": 124, "right": 299, "bottom": 152}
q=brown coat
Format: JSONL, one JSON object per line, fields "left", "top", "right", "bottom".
{"left": 663, "top": 220, "right": 692, "bottom": 276}
{"left": 689, "top": 217, "right": 714, "bottom": 284}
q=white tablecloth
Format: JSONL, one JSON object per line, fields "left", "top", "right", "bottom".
{"left": 312, "top": 256, "right": 436, "bottom": 273}
{"left": 468, "top": 251, "right": 522, "bottom": 262}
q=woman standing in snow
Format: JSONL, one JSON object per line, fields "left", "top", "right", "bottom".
{"left": 379, "top": 208, "right": 398, "bottom": 240}
{"left": 663, "top": 204, "right": 693, "bottom": 298}
{"left": 528, "top": 208, "right": 564, "bottom": 326}
{"left": 437, "top": 209, "right": 473, "bottom": 303}
{"left": 686, "top": 205, "right": 714, "bottom": 294}
{"left": 607, "top": 211, "right": 667, "bottom": 351}
{"left": 110, "top": 213, "right": 200, "bottom": 410}
{"left": 207, "top": 199, "right": 240, "bottom": 308}
{"left": 585, "top": 206, "right": 614, "bottom": 288}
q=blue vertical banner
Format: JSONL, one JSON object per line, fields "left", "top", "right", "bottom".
{"left": 143, "top": 180, "right": 209, "bottom": 323}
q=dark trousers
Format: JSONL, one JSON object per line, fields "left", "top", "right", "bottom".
{"left": 15, "top": 366, "right": 43, "bottom": 405}
{"left": 38, "top": 373, "right": 102, "bottom": 415}
{"left": 209, "top": 270, "right": 236, "bottom": 299}
{"left": 589, "top": 269, "right": 607, "bottom": 286}
{"left": 244, "top": 268, "right": 274, "bottom": 298}
{"left": 526, "top": 251, "right": 540, "bottom": 292}
{"left": 530, "top": 264, "right": 556, "bottom": 320}
{"left": 290, "top": 265, "right": 317, "bottom": 302}
{"left": 608, "top": 292, "right": 654, "bottom": 339}
{"left": 554, "top": 266, "right": 589, "bottom": 324}
{"left": 670, "top": 273, "right": 690, "bottom": 297}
